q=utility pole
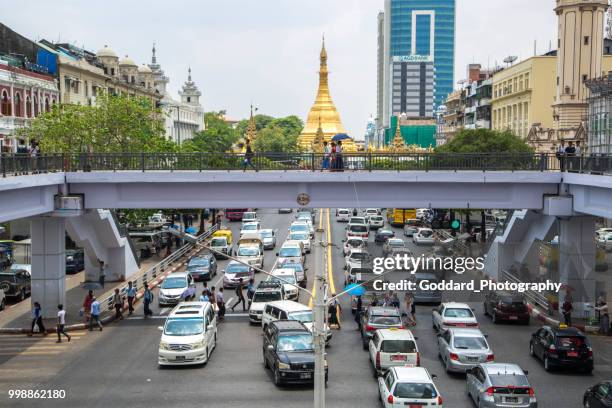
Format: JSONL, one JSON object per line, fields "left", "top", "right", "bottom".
{"left": 313, "top": 238, "right": 327, "bottom": 408}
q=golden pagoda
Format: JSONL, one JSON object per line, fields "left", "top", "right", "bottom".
{"left": 298, "top": 37, "right": 355, "bottom": 151}
{"left": 390, "top": 118, "right": 406, "bottom": 152}
{"left": 311, "top": 116, "right": 325, "bottom": 153}
{"left": 245, "top": 104, "right": 257, "bottom": 142}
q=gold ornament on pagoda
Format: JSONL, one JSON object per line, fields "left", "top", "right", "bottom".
{"left": 311, "top": 116, "right": 326, "bottom": 153}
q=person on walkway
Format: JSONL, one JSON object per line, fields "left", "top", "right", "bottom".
{"left": 98, "top": 260, "right": 105, "bottom": 288}
{"left": 89, "top": 297, "right": 103, "bottom": 331}
{"left": 328, "top": 295, "right": 341, "bottom": 329}
{"left": 329, "top": 141, "right": 337, "bottom": 171}
{"left": 336, "top": 140, "right": 344, "bottom": 171}
{"left": 232, "top": 278, "right": 247, "bottom": 312}
{"left": 199, "top": 290, "right": 209, "bottom": 302}
{"left": 562, "top": 298, "right": 573, "bottom": 327}
{"left": 113, "top": 288, "right": 124, "bottom": 320}
{"left": 209, "top": 286, "right": 217, "bottom": 307}
{"left": 354, "top": 295, "right": 363, "bottom": 331}
{"left": 556, "top": 141, "right": 566, "bottom": 172}
{"left": 595, "top": 300, "right": 610, "bottom": 335}
{"left": 575, "top": 140, "right": 582, "bottom": 157}
{"left": 246, "top": 278, "right": 255, "bottom": 307}
{"left": 126, "top": 282, "right": 136, "bottom": 315}
{"left": 82, "top": 290, "right": 94, "bottom": 323}
{"left": 217, "top": 288, "right": 226, "bottom": 320}
{"left": 202, "top": 281, "right": 211, "bottom": 297}
{"left": 322, "top": 141, "right": 330, "bottom": 171}
{"left": 565, "top": 141, "right": 577, "bottom": 171}
{"left": 242, "top": 139, "right": 257, "bottom": 172}
{"left": 143, "top": 284, "right": 154, "bottom": 318}
{"left": 30, "top": 302, "right": 46, "bottom": 336}
{"left": 56, "top": 304, "right": 71, "bottom": 343}
{"left": 404, "top": 292, "right": 416, "bottom": 326}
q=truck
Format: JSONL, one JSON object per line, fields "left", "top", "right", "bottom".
{"left": 225, "top": 208, "right": 248, "bottom": 222}
{"left": 388, "top": 209, "right": 417, "bottom": 227}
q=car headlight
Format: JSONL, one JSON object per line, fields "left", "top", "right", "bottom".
{"left": 278, "top": 362, "right": 290, "bottom": 370}
{"left": 192, "top": 340, "right": 206, "bottom": 349}
{"left": 159, "top": 341, "right": 170, "bottom": 350}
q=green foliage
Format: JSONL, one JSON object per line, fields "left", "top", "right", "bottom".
{"left": 235, "top": 114, "right": 274, "bottom": 135}
{"left": 254, "top": 125, "right": 303, "bottom": 153}
{"left": 435, "top": 128, "right": 533, "bottom": 154}
{"left": 182, "top": 111, "right": 239, "bottom": 153}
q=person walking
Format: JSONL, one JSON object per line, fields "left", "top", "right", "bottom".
{"left": 29, "top": 302, "right": 46, "bottom": 336}
{"left": 231, "top": 278, "right": 246, "bottom": 312}
{"left": 242, "top": 139, "right": 257, "bottom": 172}
{"left": 565, "top": 141, "right": 576, "bottom": 171}
{"left": 210, "top": 286, "right": 217, "bottom": 307}
{"left": 89, "top": 297, "right": 103, "bottom": 331}
{"left": 322, "top": 141, "right": 330, "bottom": 171}
{"left": 246, "top": 278, "right": 255, "bottom": 307}
{"left": 354, "top": 295, "right": 363, "bottom": 331}
{"left": 113, "top": 288, "right": 124, "bottom": 320}
{"left": 199, "top": 290, "right": 210, "bottom": 302}
{"left": 56, "top": 304, "right": 71, "bottom": 343}
{"left": 143, "top": 284, "right": 154, "bottom": 318}
{"left": 595, "top": 300, "right": 610, "bottom": 335}
{"left": 562, "top": 297, "right": 573, "bottom": 327}
{"left": 336, "top": 140, "right": 344, "bottom": 171}
{"left": 82, "top": 290, "right": 94, "bottom": 323}
{"left": 202, "top": 281, "right": 211, "bottom": 297}
{"left": 126, "top": 282, "right": 136, "bottom": 315}
{"left": 328, "top": 295, "right": 341, "bottom": 329}
{"left": 556, "top": 141, "right": 566, "bottom": 172}
{"left": 217, "top": 288, "right": 226, "bottom": 321}
{"left": 404, "top": 292, "right": 416, "bottom": 326}
{"left": 98, "top": 260, "right": 105, "bottom": 288}
{"left": 330, "top": 141, "right": 337, "bottom": 171}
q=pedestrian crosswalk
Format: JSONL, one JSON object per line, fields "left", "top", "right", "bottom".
{"left": 0, "top": 333, "right": 85, "bottom": 357}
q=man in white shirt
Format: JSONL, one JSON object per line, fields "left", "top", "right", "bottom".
{"left": 56, "top": 304, "right": 71, "bottom": 343}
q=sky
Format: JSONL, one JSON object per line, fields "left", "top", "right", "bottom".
{"left": 3, "top": 0, "right": 558, "bottom": 139}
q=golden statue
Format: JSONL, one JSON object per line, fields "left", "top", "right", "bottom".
{"left": 298, "top": 36, "right": 355, "bottom": 151}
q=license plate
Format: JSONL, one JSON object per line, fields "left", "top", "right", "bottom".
{"left": 466, "top": 357, "right": 479, "bottom": 362}
{"left": 505, "top": 397, "right": 518, "bottom": 403}
{"left": 408, "top": 405, "right": 424, "bottom": 408}
{"left": 567, "top": 351, "right": 578, "bottom": 357}
{"left": 175, "top": 356, "right": 185, "bottom": 361}
{"left": 391, "top": 355, "right": 407, "bottom": 361}
{"left": 300, "top": 372, "right": 312, "bottom": 379}
{"left": 509, "top": 316, "right": 518, "bottom": 320}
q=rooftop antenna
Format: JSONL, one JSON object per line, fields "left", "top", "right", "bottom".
{"left": 534, "top": 40, "right": 537, "bottom": 56}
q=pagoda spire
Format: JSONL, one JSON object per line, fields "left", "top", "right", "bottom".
{"left": 245, "top": 104, "right": 257, "bottom": 142}
{"left": 391, "top": 117, "right": 406, "bottom": 151}
{"left": 312, "top": 115, "right": 325, "bottom": 153}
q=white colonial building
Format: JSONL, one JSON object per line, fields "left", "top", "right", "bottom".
{"left": 148, "top": 44, "right": 204, "bottom": 145}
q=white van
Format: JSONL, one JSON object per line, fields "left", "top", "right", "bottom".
{"left": 248, "top": 281, "right": 285, "bottom": 324}
{"left": 267, "top": 268, "right": 299, "bottom": 300}
{"left": 261, "top": 300, "right": 332, "bottom": 344}
{"left": 336, "top": 208, "right": 351, "bottom": 222}
{"left": 158, "top": 302, "right": 217, "bottom": 366}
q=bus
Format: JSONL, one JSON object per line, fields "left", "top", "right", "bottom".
{"left": 387, "top": 209, "right": 417, "bottom": 227}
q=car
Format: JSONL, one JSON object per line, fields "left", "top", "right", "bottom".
{"left": 278, "top": 208, "right": 293, "bottom": 214}
{"left": 296, "top": 212, "right": 314, "bottom": 223}
{"left": 361, "top": 306, "right": 404, "bottom": 350}
{"left": 412, "top": 273, "right": 442, "bottom": 304}
{"left": 65, "top": 249, "right": 85, "bottom": 274}
{"left": 583, "top": 380, "right": 612, "bottom": 407}
{"left": 348, "top": 216, "right": 367, "bottom": 227}
{"left": 432, "top": 302, "right": 478, "bottom": 331}
{"left": 467, "top": 363, "right": 536, "bottom": 408}
{"left": 375, "top": 229, "right": 395, "bottom": 243}
{"left": 0, "top": 287, "right": 5, "bottom": 310}
{"left": 595, "top": 228, "right": 612, "bottom": 242}
{"left": 597, "top": 232, "right": 612, "bottom": 251}
{"left": 335, "top": 208, "right": 351, "bottom": 222}
{"left": 158, "top": 302, "right": 217, "bottom": 366}
{"left": 240, "top": 221, "right": 261, "bottom": 237}
{"left": 378, "top": 367, "right": 443, "bottom": 407}
{"left": 287, "top": 231, "right": 311, "bottom": 253}
{"left": 248, "top": 281, "right": 285, "bottom": 324}
{"left": 343, "top": 237, "right": 367, "bottom": 256}
{"left": 346, "top": 223, "right": 369, "bottom": 240}
{"left": 368, "top": 215, "right": 385, "bottom": 230}
{"left": 277, "top": 261, "right": 307, "bottom": 288}
{"left": 529, "top": 325, "right": 593, "bottom": 373}
{"left": 267, "top": 268, "right": 299, "bottom": 301}
{"left": 483, "top": 291, "right": 530, "bottom": 324}
{"left": 262, "top": 320, "right": 328, "bottom": 386}
{"left": 236, "top": 244, "right": 264, "bottom": 269}
{"left": 0, "top": 268, "right": 31, "bottom": 301}
{"left": 186, "top": 254, "right": 217, "bottom": 281}
{"left": 437, "top": 328, "right": 494, "bottom": 373}
{"left": 210, "top": 235, "right": 233, "bottom": 259}
{"left": 382, "top": 238, "right": 406, "bottom": 256}
{"left": 158, "top": 272, "right": 196, "bottom": 307}
{"left": 277, "top": 242, "right": 305, "bottom": 266}
{"left": 241, "top": 211, "right": 259, "bottom": 225}
{"left": 416, "top": 208, "right": 433, "bottom": 220}
{"left": 413, "top": 228, "right": 435, "bottom": 245}
{"left": 346, "top": 265, "right": 374, "bottom": 286}
{"left": 403, "top": 218, "right": 422, "bottom": 237}
{"left": 289, "top": 222, "right": 313, "bottom": 239}
{"left": 344, "top": 248, "right": 372, "bottom": 270}
{"left": 222, "top": 261, "right": 255, "bottom": 289}
{"left": 8, "top": 263, "right": 31, "bottom": 277}
{"left": 261, "top": 300, "right": 331, "bottom": 344}
{"left": 225, "top": 208, "right": 248, "bottom": 221}
{"left": 364, "top": 208, "right": 381, "bottom": 220}
{"left": 260, "top": 229, "right": 277, "bottom": 250}
{"left": 370, "top": 328, "right": 420, "bottom": 376}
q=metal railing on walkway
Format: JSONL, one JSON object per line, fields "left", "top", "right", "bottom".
{"left": 2, "top": 152, "right": 612, "bottom": 177}
{"left": 502, "top": 268, "right": 551, "bottom": 313}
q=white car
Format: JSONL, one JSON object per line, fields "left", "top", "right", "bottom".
{"left": 416, "top": 208, "right": 433, "bottom": 220}
{"left": 348, "top": 216, "right": 367, "bottom": 227}
{"left": 596, "top": 232, "right": 612, "bottom": 251}
{"left": 260, "top": 229, "right": 277, "bottom": 250}
{"left": 336, "top": 208, "right": 351, "bottom": 222}
{"left": 240, "top": 221, "right": 261, "bottom": 237}
{"left": 158, "top": 302, "right": 217, "bottom": 366}
{"left": 403, "top": 219, "right": 422, "bottom": 237}
{"left": 261, "top": 300, "right": 332, "bottom": 344}
{"left": 289, "top": 221, "right": 314, "bottom": 239}
{"left": 267, "top": 268, "right": 299, "bottom": 301}
{"left": 369, "top": 329, "right": 420, "bottom": 376}
{"left": 287, "top": 231, "right": 311, "bottom": 253}
{"left": 432, "top": 302, "right": 479, "bottom": 331}
{"left": 368, "top": 215, "right": 385, "bottom": 230}
{"left": 346, "top": 223, "right": 369, "bottom": 240}
{"left": 343, "top": 237, "right": 367, "bottom": 256}
{"left": 158, "top": 272, "right": 196, "bottom": 307}
{"left": 248, "top": 281, "right": 285, "bottom": 324}
{"left": 382, "top": 238, "right": 406, "bottom": 256}
{"left": 413, "top": 228, "right": 435, "bottom": 245}
{"left": 378, "top": 367, "right": 443, "bottom": 407}
{"left": 344, "top": 248, "right": 372, "bottom": 270}
{"left": 0, "top": 287, "right": 5, "bottom": 311}
{"left": 595, "top": 228, "right": 612, "bottom": 241}
{"left": 241, "top": 211, "right": 259, "bottom": 225}
{"left": 236, "top": 244, "right": 264, "bottom": 269}
{"left": 277, "top": 242, "right": 305, "bottom": 265}
{"left": 364, "top": 208, "right": 380, "bottom": 220}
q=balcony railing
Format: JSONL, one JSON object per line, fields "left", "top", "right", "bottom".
{"left": 1, "top": 152, "right": 611, "bottom": 176}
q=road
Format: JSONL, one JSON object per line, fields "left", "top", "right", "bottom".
{"left": 0, "top": 209, "right": 611, "bottom": 408}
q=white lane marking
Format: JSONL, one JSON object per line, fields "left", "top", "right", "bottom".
{"left": 159, "top": 308, "right": 170, "bottom": 316}
{"left": 225, "top": 313, "right": 249, "bottom": 317}
{"left": 227, "top": 297, "right": 235, "bottom": 308}
{"left": 126, "top": 316, "right": 168, "bottom": 320}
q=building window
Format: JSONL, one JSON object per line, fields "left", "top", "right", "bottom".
{"left": 14, "top": 92, "right": 22, "bottom": 117}
{"left": 33, "top": 95, "right": 38, "bottom": 116}
{"left": 558, "top": 39, "right": 561, "bottom": 48}
{"left": 187, "top": 96, "right": 191, "bottom": 102}
{"left": 26, "top": 96, "right": 32, "bottom": 117}
{"left": 45, "top": 98, "right": 50, "bottom": 112}
{"left": 582, "top": 74, "right": 588, "bottom": 83}
{"left": 111, "top": 68, "right": 115, "bottom": 76}
{"left": 64, "top": 76, "right": 71, "bottom": 91}
{"left": 0, "top": 91, "right": 10, "bottom": 116}
{"left": 584, "top": 36, "right": 589, "bottom": 45}
{"left": 85, "top": 80, "right": 88, "bottom": 97}
{"left": 557, "top": 76, "right": 560, "bottom": 85}
{"left": 103, "top": 67, "right": 108, "bottom": 75}
{"left": 525, "top": 74, "right": 530, "bottom": 89}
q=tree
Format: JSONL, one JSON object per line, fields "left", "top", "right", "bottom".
{"left": 235, "top": 114, "right": 274, "bottom": 136}
{"left": 435, "top": 128, "right": 533, "bottom": 153}
{"left": 254, "top": 125, "right": 302, "bottom": 153}
{"left": 182, "top": 111, "right": 238, "bottom": 153}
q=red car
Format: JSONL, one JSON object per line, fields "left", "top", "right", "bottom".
{"left": 225, "top": 208, "right": 248, "bottom": 221}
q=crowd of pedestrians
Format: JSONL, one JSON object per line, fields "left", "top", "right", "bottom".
{"left": 321, "top": 140, "right": 344, "bottom": 171}
{"left": 556, "top": 140, "right": 582, "bottom": 172}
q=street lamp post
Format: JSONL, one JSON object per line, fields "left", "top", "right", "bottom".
{"left": 313, "top": 240, "right": 327, "bottom": 408}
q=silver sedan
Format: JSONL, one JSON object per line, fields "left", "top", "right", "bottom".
{"left": 466, "top": 363, "right": 537, "bottom": 408}
{"left": 437, "top": 328, "right": 494, "bottom": 373}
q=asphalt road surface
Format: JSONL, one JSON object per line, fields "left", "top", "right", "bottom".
{"left": 0, "top": 209, "right": 611, "bottom": 408}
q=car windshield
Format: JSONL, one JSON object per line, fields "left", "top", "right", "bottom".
{"left": 238, "top": 247, "right": 259, "bottom": 256}
{"left": 290, "top": 225, "right": 308, "bottom": 233}
{"left": 444, "top": 308, "right": 474, "bottom": 318}
{"left": 350, "top": 218, "right": 365, "bottom": 224}
{"left": 371, "top": 315, "right": 401, "bottom": 325}
{"left": 489, "top": 373, "right": 529, "bottom": 387}
{"left": 282, "top": 263, "right": 304, "bottom": 274}
{"left": 211, "top": 238, "right": 227, "bottom": 246}
{"left": 252, "top": 292, "right": 282, "bottom": 302}
{"left": 556, "top": 336, "right": 589, "bottom": 348}
{"left": 453, "top": 336, "right": 488, "bottom": 350}
{"left": 394, "top": 382, "right": 437, "bottom": 399}
{"left": 297, "top": 214, "right": 311, "bottom": 220}
{"left": 164, "top": 318, "right": 203, "bottom": 336}
{"left": 269, "top": 275, "right": 297, "bottom": 285}
{"left": 243, "top": 213, "right": 256, "bottom": 220}
{"left": 350, "top": 225, "right": 367, "bottom": 233}
{"left": 242, "top": 224, "right": 258, "bottom": 231}
{"left": 260, "top": 230, "right": 273, "bottom": 238}
{"left": 226, "top": 264, "right": 250, "bottom": 274}
{"left": 388, "top": 240, "right": 404, "bottom": 247}
{"left": 0, "top": 273, "right": 16, "bottom": 282}
{"left": 280, "top": 247, "right": 301, "bottom": 257}
{"left": 419, "top": 230, "right": 433, "bottom": 237}
{"left": 189, "top": 258, "right": 209, "bottom": 267}
{"left": 290, "top": 233, "right": 309, "bottom": 241}
{"left": 161, "top": 277, "right": 187, "bottom": 289}
{"left": 499, "top": 297, "right": 525, "bottom": 306}
{"left": 350, "top": 252, "right": 369, "bottom": 260}
{"left": 348, "top": 239, "right": 364, "bottom": 247}
{"left": 277, "top": 334, "right": 314, "bottom": 352}
{"left": 288, "top": 311, "right": 314, "bottom": 323}
{"left": 381, "top": 340, "right": 416, "bottom": 353}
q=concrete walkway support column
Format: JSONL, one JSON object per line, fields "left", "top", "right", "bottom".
{"left": 558, "top": 216, "right": 597, "bottom": 316}
{"left": 31, "top": 217, "right": 66, "bottom": 318}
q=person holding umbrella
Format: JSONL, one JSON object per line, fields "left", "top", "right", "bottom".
{"left": 330, "top": 141, "right": 337, "bottom": 171}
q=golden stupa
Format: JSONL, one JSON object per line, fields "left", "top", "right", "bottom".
{"left": 298, "top": 37, "right": 355, "bottom": 151}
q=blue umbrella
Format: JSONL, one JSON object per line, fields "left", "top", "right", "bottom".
{"left": 185, "top": 227, "right": 197, "bottom": 234}
{"left": 332, "top": 133, "right": 351, "bottom": 141}
{"left": 343, "top": 283, "right": 366, "bottom": 296}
